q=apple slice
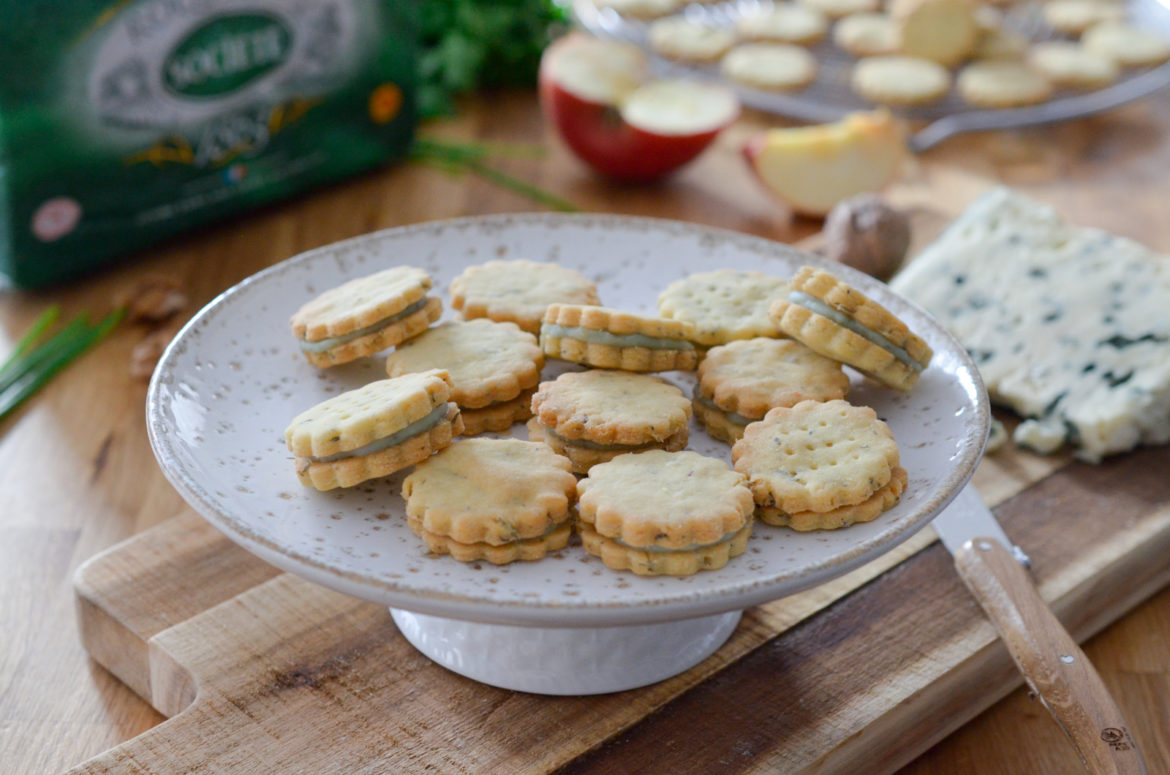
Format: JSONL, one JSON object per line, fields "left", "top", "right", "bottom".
{"left": 540, "top": 34, "right": 740, "bottom": 182}
{"left": 743, "top": 111, "right": 906, "bottom": 217}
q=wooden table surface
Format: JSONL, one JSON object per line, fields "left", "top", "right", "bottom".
{"left": 2, "top": 90, "right": 1169, "bottom": 774}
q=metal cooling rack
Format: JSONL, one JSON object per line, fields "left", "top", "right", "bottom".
{"left": 573, "top": 0, "right": 1170, "bottom": 151}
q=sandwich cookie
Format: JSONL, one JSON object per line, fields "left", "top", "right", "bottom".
{"left": 402, "top": 438, "right": 577, "bottom": 564}
{"left": 291, "top": 266, "right": 442, "bottom": 368}
{"left": 449, "top": 259, "right": 600, "bottom": 335}
{"left": 385, "top": 319, "right": 544, "bottom": 435}
{"left": 285, "top": 369, "right": 461, "bottom": 490}
{"left": 528, "top": 369, "right": 691, "bottom": 474}
{"left": 732, "top": 399, "right": 906, "bottom": 530}
{"left": 541, "top": 303, "right": 699, "bottom": 372}
{"left": 694, "top": 337, "right": 850, "bottom": 443}
{"left": 770, "top": 265, "right": 933, "bottom": 390}
{"left": 577, "top": 450, "right": 755, "bottom": 576}
{"left": 658, "top": 269, "right": 789, "bottom": 348}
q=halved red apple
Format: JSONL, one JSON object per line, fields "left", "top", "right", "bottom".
{"left": 539, "top": 34, "right": 740, "bottom": 182}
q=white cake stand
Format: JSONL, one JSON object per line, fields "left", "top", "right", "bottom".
{"left": 147, "top": 214, "right": 987, "bottom": 695}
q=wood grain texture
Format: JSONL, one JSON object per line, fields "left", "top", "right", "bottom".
{"left": 67, "top": 514, "right": 938, "bottom": 773}
{"left": 2, "top": 90, "right": 1170, "bottom": 774}
{"left": 65, "top": 446, "right": 1170, "bottom": 774}
{"left": 559, "top": 448, "right": 1170, "bottom": 775}
{"left": 953, "top": 537, "right": 1149, "bottom": 775}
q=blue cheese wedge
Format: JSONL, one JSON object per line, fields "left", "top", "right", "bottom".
{"left": 892, "top": 187, "right": 1170, "bottom": 462}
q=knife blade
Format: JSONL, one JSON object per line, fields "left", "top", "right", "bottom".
{"left": 932, "top": 484, "right": 1148, "bottom": 775}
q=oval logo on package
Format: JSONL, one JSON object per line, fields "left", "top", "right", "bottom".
{"left": 163, "top": 13, "right": 293, "bottom": 98}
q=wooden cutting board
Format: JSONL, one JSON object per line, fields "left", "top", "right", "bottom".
{"left": 68, "top": 434, "right": 1170, "bottom": 774}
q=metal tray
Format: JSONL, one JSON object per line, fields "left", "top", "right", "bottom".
{"left": 573, "top": 0, "right": 1170, "bottom": 150}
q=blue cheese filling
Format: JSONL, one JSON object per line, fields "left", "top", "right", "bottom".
{"left": 299, "top": 297, "right": 430, "bottom": 353}
{"left": 306, "top": 403, "right": 448, "bottom": 463}
{"left": 694, "top": 396, "right": 758, "bottom": 427}
{"left": 544, "top": 426, "right": 663, "bottom": 452}
{"left": 612, "top": 529, "right": 741, "bottom": 554}
{"left": 540, "top": 323, "right": 695, "bottom": 351}
{"left": 788, "top": 291, "right": 923, "bottom": 372}
{"left": 503, "top": 518, "right": 572, "bottom": 544}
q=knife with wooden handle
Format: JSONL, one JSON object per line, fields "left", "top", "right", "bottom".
{"left": 932, "top": 485, "right": 1149, "bottom": 775}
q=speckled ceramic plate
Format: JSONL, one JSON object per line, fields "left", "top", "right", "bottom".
{"left": 147, "top": 214, "right": 988, "bottom": 628}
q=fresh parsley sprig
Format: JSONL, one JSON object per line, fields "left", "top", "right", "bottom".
{"left": 0, "top": 306, "right": 124, "bottom": 423}
{"left": 418, "top": 0, "right": 567, "bottom": 118}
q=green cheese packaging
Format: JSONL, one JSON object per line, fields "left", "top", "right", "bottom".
{"left": 0, "top": 0, "right": 418, "bottom": 288}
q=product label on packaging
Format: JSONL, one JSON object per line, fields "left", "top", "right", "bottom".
{"left": 0, "top": 0, "right": 417, "bottom": 287}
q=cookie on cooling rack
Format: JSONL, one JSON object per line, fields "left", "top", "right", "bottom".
{"left": 592, "top": 0, "right": 682, "bottom": 19}
{"left": 1042, "top": 0, "right": 1125, "bottom": 36}
{"left": 402, "top": 438, "right": 577, "bottom": 564}
{"left": 889, "top": 0, "right": 979, "bottom": 66}
{"left": 734, "top": 4, "right": 829, "bottom": 45}
{"left": 833, "top": 13, "right": 900, "bottom": 57}
{"left": 1028, "top": 42, "right": 1119, "bottom": 89}
{"left": 528, "top": 369, "right": 691, "bottom": 474}
{"left": 732, "top": 399, "right": 907, "bottom": 531}
{"left": 290, "top": 266, "right": 442, "bottom": 368}
{"left": 385, "top": 319, "right": 543, "bottom": 436}
{"left": 797, "top": 0, "right": 880, "bottom": 20}
{"left": 1082, "top": 21, "right": 1170, "bottom": 67}
{"left": 540, "top": 303, "right": 699, "bottom": 372}
{"left": 694, "top": 337, "right": 850, "bottom": 443}
{"left": 657, "top": 269, "right": 788, "bottom": 348}
{"left": 956, "top": 60, "right": 1052, "bottom": 108}
{"left": 647, "top": 16, "right": 737, "bottom": 63}
{"left": 577, "top": 450, "right": 755, "bottom": 576}
{"left": 851, "top": 55, "right": 951, "bottom": 106}
{"left": 721, "top": 43, "right": 819, "bottom": 91}
{"left": 285, "top": 369, "right": 461, "bottom": 490}
{"left": 769, "top": 265, "right": 933, "bottom": 391}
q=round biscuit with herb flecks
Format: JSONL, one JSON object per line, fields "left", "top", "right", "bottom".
{"left": 528, "top": 369, "right": 692, "bottom": 474}
{"left": 758, "top": 464, "right": 907, "bottom": 530}
{"left": 540, "top": 303, "right": 699, "bottom": 372}
{"left": 577, "top": 450, "right": 755, "bottom": 576}
{"left": 731, "top": 398, "right": 901, "bottom": 515}
{"left": 285, "top": 369, "right": 462, "bottom": 490}
{"left": 449, "top": 259, "right": 600, "bottom": 335}
{"left": 695, "top": 337, "right": 850, "bottom": 443}
{"left": 385, "top": 319, "right": 543, "bottom": 435}
{"left": 657, "top": 269, "right": 789, "bottom": 347}
{"left": 770, "top": 265, "right": 932, "bottom": 391}
{"left": 290, "top": 266, "right": 442, "bottom": 368}
{"left": 402, "top": 438, "right": 576, "bottom": 564}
